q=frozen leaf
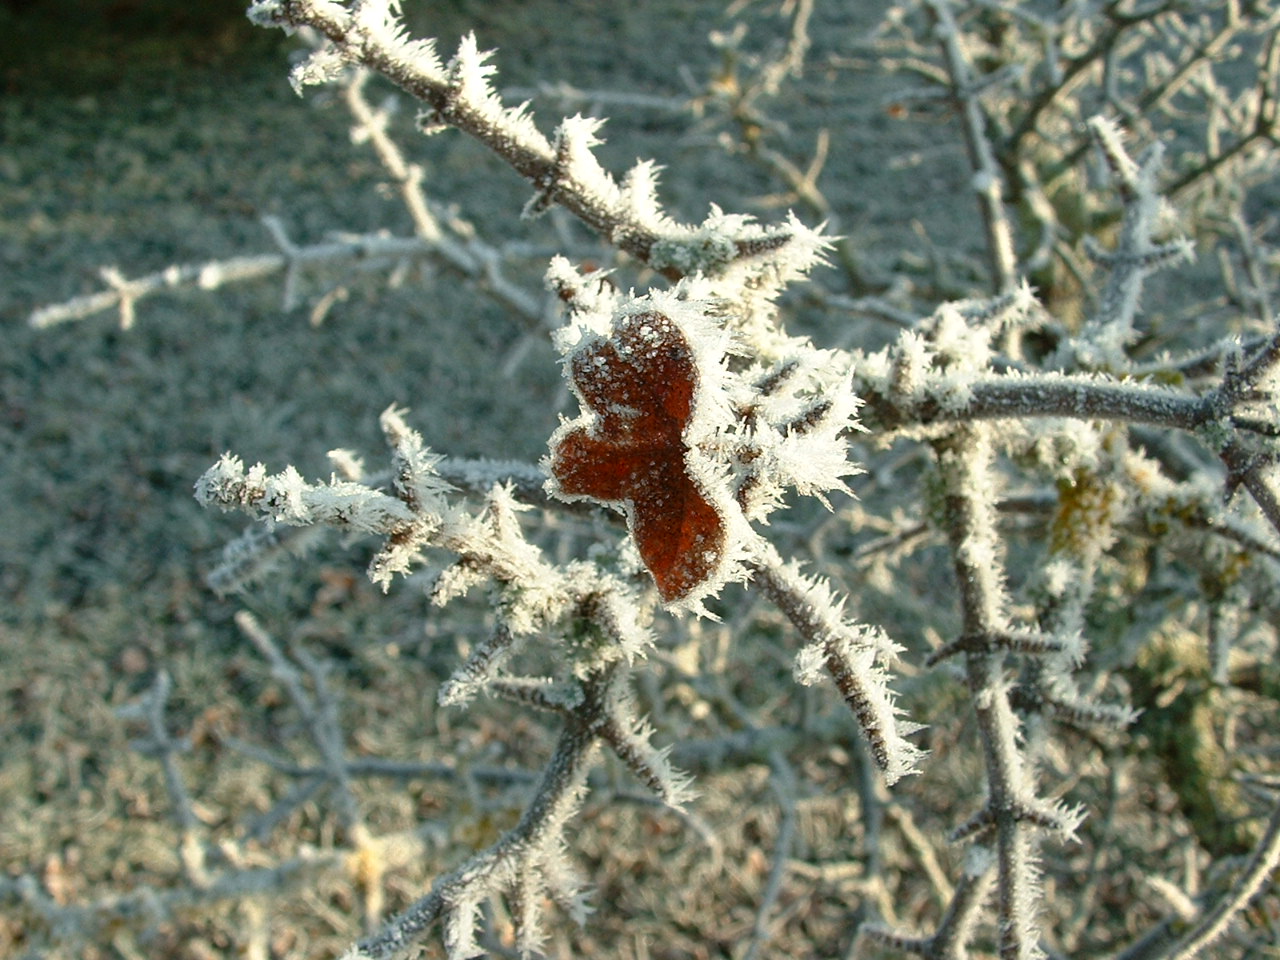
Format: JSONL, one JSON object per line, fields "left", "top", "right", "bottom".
{"left": 547, "top": 305, "right": 745, "bottom": 607}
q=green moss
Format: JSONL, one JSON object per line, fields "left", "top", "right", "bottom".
{"left": 1126, "top": 629, "right": 1259, "bottom": 857}
{"left": 648, "top": 233, "right": 737, "bottom": 277}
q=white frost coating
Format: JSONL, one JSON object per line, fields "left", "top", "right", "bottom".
{"left": 1058, "top": 800, "right": 1089, "bottom": 842}
{"left": 197, "top": 416, "right": 478, "bottom": 594}
{"left": 963, "top": 843, "right": 996, "bottom": 878}
{"left": 769, "top": 553, "right": 922, "bottom": 783}
{"left": 443, "top": 34, "right": 552, "bottom": 158}
{"left": 933, "top": 370, "right": 976, "bottom": 413}
{"left": 380, "top": 404, "right": 454, "bottom": 510}
{"left": 713, "top": 210, "right": 830, "bottom": 326}
{"left": 326, "top": 448, "right": 366, "bottom": 481}
{"left": 1024, "top": 417, "right": 1103, "bottom": 478}
{"left": 645, "top": 207, "right": 830, "bottom": 352}
{"left": 793, "top": 641, "right": 828, "bottom": 686}
{"left": 351, "top": 0, "right": 439, "bottom": 75}
{"left": 290, "top": 45, "right": 350, "bottom": 93}
{"left": 1008, "top": 278, "right": 1043, "bottom": 326}
{"left": 850, "top": 345, "right": 893, "bottom": 395}
{"left": 1122, "top": 447, "right": 1178, "bottom": 498}
{"left": 912, "top": 302, "right": 1000, "bottom": 413}
{"left": 545, "top": 255, "right": 619, "bottom": 338}
{"left": 739, "top": 359, "right": 864, "bottom": 518}
{"left": 591, "top": 582, "right": 656, "bottom": 663}
{"left": 245, "top": 0, "right": 286, "bottom": 25}
{"left": 773, "top": 418, "right": 861, "bottom": 504}
{"left": 206, "top": 521, "right": 325, "bottom": 596}
{"left": 1040, "top": 557, "right": 1074, "bottom": 599}
{"left": 932, "top": 303, "right": 993, "bottom": 373}
{"left": 943, "top": 433, "right": 1011, "bottom": 630}
{"left": 555, "top": 115, "right": 622, "bottom": 212}
{"left": 1077, "top": 116, "right": 1195, "bottom": 368}
{"left": 443, "top": 895, "right": 483, "bottom": 960}
{"left": 1136, "top": 141, "right": 1167, "bottom": 204}
{"left": 448, "top": 33, "right": 497, "bottom": 105}
{"left": 352, "top": 0, "right": 401, "bottom": 46}
{"left": 792, "top": 628, "right": 925, "bottom": 785}
{"left": 893, "top": 331, "right": 931, "bottom": 402}
{"left": 1088, "top": 115, "right": 1139, "bottom": 187}
{"left": 475, "top": 484, "right": 573, "bottom": 631}
{"left": 648, "top": 207, "right": 740, "bottom": 275}
{"left": 979, "top": 672, "right": 1032, "bottom": 800}
{"left": 196, "top": 262, "right": 224, "bottom": 289}
{"left": 195, "top": 454, "right": 414, "bottom": 533}
{"left": 1055, "top": 629, "right": 1087, "bottom": 670}
{"left": 621, "top": 159, "right": 667, "bottom": 231}
{"left": 600, "top": 677, "right": 698, "bottom": 808}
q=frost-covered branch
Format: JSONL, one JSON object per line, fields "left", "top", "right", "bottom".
{"left": 116, "top": 670, "right": 208, "bottom": 886}
{"left": 27, "top": 227, "right": 428, "bottom": 328}
{"left": 750, "top": 545, "right": 923, "bottom": 786}
{"left": 1162, "top": 794, "right": 1280, "bottom": 959}
{"left": 858, "top": 369, "right": 1208, "bottom": 431}
{"left": 339, "top": 66, "right": 544, "bottom": 324}
{"left": 246, "top": 0, "right": 820, "bottom": 286}
{"left": 740, "top": 752, "right": 798, "bottom": 960}
{"left": 1, "top": 846, "right": 353, "bottom": 947}
{"left": 351, "top": 661, "right": 683, "bottom": 960}
{"left": 850, "top": 276, "right": 1280, "bottom": 553}
{"left": 859, "top": 846, "right": 995, "bottom": 960}
{"left": 928, "top": 425, "right": 1082, "bottom": 960}
{"left": 30, "top": 61, "right": 548, "bottom": 332}
{"left": 924, "top": 0, "right": 1019, "bottom": 295}
{"left": 349, "top": 715, "right": 597, "bottom": 960}
{"left": 1073, "top": 116, "right": 1194, "bottom": 368}
{"left": 203, "top": 453, "right": 554, "bottom": 596}
{"left": 234, "top": 611, "right": 366, "bottom": 838}
{"left": 1116, "top": 795, "right": 1280, "bottom": 960}
{"left": 197, "top": 406, "right": 659, "bottom": 661}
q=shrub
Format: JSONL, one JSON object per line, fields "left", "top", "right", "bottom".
{"left": 10, "top": 1, "right": 1280, "bottom": 958}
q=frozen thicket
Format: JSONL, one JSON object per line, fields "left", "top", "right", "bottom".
{"left": 13, "top": 1, "right": 1280, "bottom": 958}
